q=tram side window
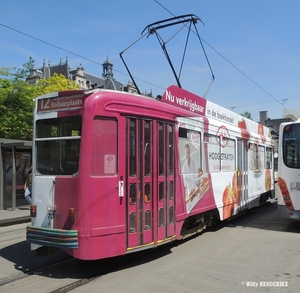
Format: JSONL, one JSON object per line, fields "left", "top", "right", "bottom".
{"left": 158, "top": 123, "right": 175, "bottom": 176}
{"left": 204, "top": 133, "right": 221, "bottom": 173}
{"left": 283, "top": 140, "right": 298, "bottom": 168}
{"left": 129, "top": 212, "right": 136, "bottom": 233}
{"left": 158, "top": 123, "right": 164, "bottom": 175}
{"left": 259, "top": 145, "right": 265, "bottom": 169}
{"left": 144, "top": 121, "right": 151, "bottom": 176}
{"left": 145, "top": 210, "right": 151, "bottom": 230}
{"left": 91, "top": 117, "right": 117, "bottom": 176}
{"left": 283, "top": 124, "right": 300, "bottom": 168}
{"left": 129, "top": 120, "right": 136, "bottom": 176}
{"left": 168, "top": 124, "right": 174, "bottom": 175}
{"left": 221, "top": 138, "right": 235, "bottom": 172}
{"left": 179, "top": 128, "right": 203, "bottom": 199}
{"left": 179, "top": 128, "right": 202, "bottom": 174}
{"left": 158, "top": 208, "right": 164, "bottom": 227}
{"left": 249, "top": 143, "right": 265, "bottom": 172}
{"left": 129, "top": 184, "right": 136, "bottom": 204}
{"left": 266, "top": 147, "right": 272, "bottom": 169}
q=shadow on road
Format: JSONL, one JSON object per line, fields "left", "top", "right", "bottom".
{"left": 224, "top": 200, "right": 300, "bottom": 234}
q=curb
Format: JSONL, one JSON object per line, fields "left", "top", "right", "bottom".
{"left": 0, "top": 216, "right": 31, "bottom": 227}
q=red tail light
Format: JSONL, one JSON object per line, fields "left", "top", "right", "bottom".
{"left": 69, "top": 208, "right": 76, "bottom": 222}
{"left": 30, "top": 205, "right": 37, "bottom": 217}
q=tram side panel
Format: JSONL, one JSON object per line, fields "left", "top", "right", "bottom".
{"left": 69, "top": 108, "right": 127, "bottom": 260}
{"left": 175, "top": 116, "right": 274, "bottom": 228}
{"left": 27, "top": 88, "right": 274, "bottom": 260}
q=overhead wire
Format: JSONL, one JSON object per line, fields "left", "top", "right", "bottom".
{"left": 154, "top": 0, "right": 291, "bottom": 114}
{"left": 0, "top": 10, "right": 298, "bottom": 114}
{"left": 0, "top": 23, "right": 165, "bottom": 91}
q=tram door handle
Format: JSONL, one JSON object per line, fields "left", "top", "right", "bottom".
{"left": 118, "top": 176, "right": 124, "bottom": 197}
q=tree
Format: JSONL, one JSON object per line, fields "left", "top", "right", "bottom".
{"left": 0, "top": 58, "right": 79, "bottom": 140}
{"left": 35, "top": 73, "right": 78, "bottom": 96}
{"left": 0, "top": 60, "right": 36, "bottom": 140}
{"left": 14, "top": 56, "right": 35, "bottom": 80}
{"left": 241, "top": 111, "right": 252, "bottom": 120}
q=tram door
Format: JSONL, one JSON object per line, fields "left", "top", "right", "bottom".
{"left": 126, "top": 118, "right": 175, "bottom": 249}
{"left": 237, "top": 139, "right": 249, "bottom": 209}
{"left": 157, "top": 122, "right": 175, "bottom": 241}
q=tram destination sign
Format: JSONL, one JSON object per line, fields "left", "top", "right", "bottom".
{"left": 37, "top": 92, "right": 84, "bottom": 113}
{"left": 162, "top": 85, "right": 207, "bottom": 115}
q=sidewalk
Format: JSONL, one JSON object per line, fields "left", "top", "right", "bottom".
{"left": 0, "top": 206, "right": 31, "bottom": 226}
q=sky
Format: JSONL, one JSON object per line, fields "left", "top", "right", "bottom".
{"left": 0, "top": 0, "right": 299, "bottom": 122}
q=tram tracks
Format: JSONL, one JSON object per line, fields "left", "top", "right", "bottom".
{"left": 0, "top": 257, "right": 74, "bottom": 287}
{"left": 49, "top": 250, "right": 155, "bottom": 293}
{"left": 0, "top": 247, "right": 157, "bottom": 293}
{"left": 0, "top": 222, "right": 166, "bottom": 292}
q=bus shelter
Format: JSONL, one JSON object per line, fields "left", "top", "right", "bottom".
{"left": 0, "top": 139, "right": 32, "bottom": 210}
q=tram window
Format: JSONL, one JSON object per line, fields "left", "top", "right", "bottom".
{"left": 283, "top": 124, "right": 300, "bottom": 168}
{"left": 204, "top": 133, "right": 221, "bottom": 173}
{"left": 179, "top": 129, "right": 202, "bottom": 173}
{"left": 144, "top": 183, "right": 150, "bottom": 203}
{"left": 259, "top": 145, "right": 265, "bottom": 169}
{"left": 169, "top": 181, "right": 174, "bottom": 200}
{"left": 266, "top": 147, "right": 272, "bottom": 169}
{"left": 36, "top": 140, "right": 80, "bottom": 175}
{"left": 249, "top": 143, "right": 264, "bottom": 172}
{"left": 36, "top": 116, "right": 82, "bottom": 138}
{"left": 283, "top": 140, "right": 297, "bottom": 167}
{"left": 36, "top": 117, "right": 81, "bottom": 175}
{"left": 179, "top": 127, "right": 188, "bottom": 138}
{"left": 283, "top": 140, "right": 300, "bottom": 168}
{"left": 180, "top": 129, "right": 202, "bottom": 199}
{"left": 144, "top": 121, "right": 151, "bottom": 176}
{"left": 159, "top": 182, "right": 164, "bottom": 201}
{"left": 158, "top": 208, "right": 164, "bottom": 227}
{"left": 91, "top": 117, "right": 117, "bottom": 176}
{"left": 145, "top": 210, "right": 151, "bottom": 230}
{"left": 169, "top": 206, "right": 174, "bottom": 224}
{"left": 129, "top": 120, "right": 136, "bottom": 176}
{"left": 158, "top": 123, "right": 164, "bottom": 175}
{"left": 129, "top": 184, "right": 136, "bottom": 204}
{"left": 221, "top": 138, "right": 235, "bottom": 172}
{"left": 168, "top": 125, "right": 174, "bottom": 175}
{"left": 129, "top": 212, "right": 136, "bottom": 233}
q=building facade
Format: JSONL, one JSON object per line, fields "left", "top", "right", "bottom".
{"left": 260, "top": 110, "right": 294, "bottom": 140}
{"left": 26, "top": 57, "right": 139, "bottom": 93}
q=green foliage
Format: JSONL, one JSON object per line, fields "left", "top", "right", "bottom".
{"left": 14, "top": 56, "right": 35, "bottom": 80}
{"left": 35, "top": 73, "right": 78, "bottom": 96}
{"left": 0, "top": 60, "right": 35, "bottom": 140}
{"left": 241, "top": 111, "right": 253, "bottom": 120}
{"left": 0, "top": 58, "right": 79, "bottom": 140}
{"left": 0, "top": 83, "right": 35, "bottom": 139}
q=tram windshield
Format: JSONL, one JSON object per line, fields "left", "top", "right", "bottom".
{"left": 282, "top": 123, "right": 300, "bottom": 169}
{"left": 35, "top": 116, "right": 82, "bottom": 175}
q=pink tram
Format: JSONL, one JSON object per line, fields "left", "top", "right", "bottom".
{"left": 26, "top": 85, "right": 274, "bottom": 260}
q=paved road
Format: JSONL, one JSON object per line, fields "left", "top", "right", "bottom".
{"left": 72, "top": 200, "right": 300, "bottom": 293}
{"left": 1, "top": 200, "right": 300, "bottom": 293}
